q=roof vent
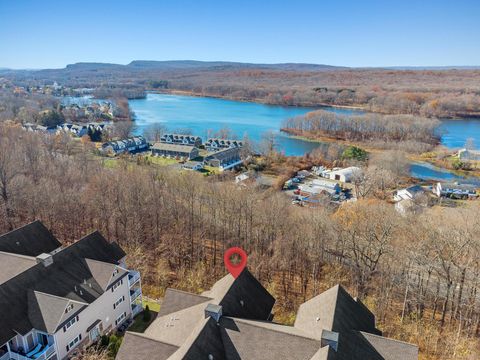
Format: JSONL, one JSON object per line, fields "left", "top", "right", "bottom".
{"left": 321, "top": 330, "right": 339, "bottom": 352}
{"left": 205, "top": 304, "right": 222, "bottom": 323}
{"left": 36, "top": 253, "right": 53, "bottom": 267}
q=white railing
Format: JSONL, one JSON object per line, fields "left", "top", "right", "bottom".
{"left": 130, "top": 287, "right": 142, "bottom": 300}
{"left": 128, "top": 270, "right": 140, "bottom": 287}
{"left": 8, "top": 344, "right": 57, "bottom": 360}
{"left": 0, "top": 352, "right": 10, "bottom": 360}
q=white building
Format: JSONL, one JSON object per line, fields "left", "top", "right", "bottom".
{"left": 328, "top": 167, "right": 361, "bottom": 183}
{"left": 434, "top": 182, "right": 478, "bottom": 199}
{"left": 0, "top": 221, "right": 142, "bottom": 360}
{"left": 457, "top": 148, "right": 480, "bottom": 161}
{"left": 393, "top": 185, "right": 425, "bottom": 202}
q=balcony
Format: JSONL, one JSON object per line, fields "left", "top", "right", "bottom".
{"left": 130, "top": 287, "right": 142, "bottom": 301}
{"left": 128, "top": 270, "right": 140, "bottom": 287}
{"left": 131, "top": 303, "right": 143, "bottom": 317}
{"left": 8, "top": 344, "right": 56, "bottom": 360}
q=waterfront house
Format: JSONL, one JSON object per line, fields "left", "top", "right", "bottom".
{"left": 117, "top": 268, "right": 418, "bottom": 360}
{"left": 204, "top": 147, "right": 243, "bottom": 170}
{"left": 328, "top": 167, "right": 361, "bottom": 183}
{"left": 160, "top": 134, "right": 202, "bottom": 147}
{"left": 0, "top": 221, "right": 142, "bottom": 360}
{"left": 434, "top": 182, "right": 478, "bottom": 199}
{"left": 205, "top": 138, "right": 243, "bottom": 152}
{"left": 151, "top": 143, "right": 200, "bottom": 160}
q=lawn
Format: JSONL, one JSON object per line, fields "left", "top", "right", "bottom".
{"left": 128, "top": 299, "right": 161, "bottom": 333}
{"left": 147, "top": 156, "right": 179, "bottom": 166}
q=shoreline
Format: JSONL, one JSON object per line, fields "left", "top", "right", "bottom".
{"left": 145, "top": 89, "right": 480, "bottom": 119}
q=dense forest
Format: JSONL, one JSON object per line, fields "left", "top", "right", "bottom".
{"left": 0, "top": 124, "right": 479, "bottom": 359}
{"left": 283, "top": 110, "right": 440, "bottom": 152}
{"left": 2, "top": 61, "right": 480, "bottom": 118}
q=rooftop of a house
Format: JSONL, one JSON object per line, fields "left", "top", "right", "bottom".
{"left": 117, "top": 269, "right": 417, "bottom": 360}
{"left": 151, "top": 143, "right": 199, "bottom": 153}
{"left": 0, "top": 221, "right": 126, "bottom": 345}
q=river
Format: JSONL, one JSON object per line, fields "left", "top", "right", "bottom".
{"left": 128, "top": 93, "right": 480, "bottom": 181}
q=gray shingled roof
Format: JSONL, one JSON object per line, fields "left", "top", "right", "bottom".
{"left": 117, "top": 270, "right": 418, "bottom": 360}
{"left": 0, "top": 220, "right": 61, "bottom": 256}
{"left": 0, "top": 252, "right": 37, "bottom": 285}
{"left": 0, "top": 224, "right": 126, "bottom": 345}
{"left": 117, "top": 332, "right": 178, "bottom": 360}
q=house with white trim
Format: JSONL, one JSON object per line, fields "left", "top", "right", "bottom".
{"left": 0, "top": 221, "right": 142, "bottom": 360}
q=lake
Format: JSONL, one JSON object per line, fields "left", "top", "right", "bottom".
{"left": 129, "top": 93, "right": 480, "bottom": 181}
{"left": 129, "top": 93, "right": 362, "bottom": 156}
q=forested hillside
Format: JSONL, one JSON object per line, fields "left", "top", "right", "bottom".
{"left": 2, "top": 61, "right": 480, "bottom": 118}
{"left": 0, "top": 124, "right": 479, "bottom": 359}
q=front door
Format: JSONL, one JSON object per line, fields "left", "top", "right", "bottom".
{"left": 89, "top": 326, "right": 100, "bottom": 342}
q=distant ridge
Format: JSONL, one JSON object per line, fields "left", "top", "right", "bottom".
{"left": 60, "top": 60, "right": 346, "bottom": 72}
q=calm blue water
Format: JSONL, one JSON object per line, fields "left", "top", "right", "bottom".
{"left": 437, "top": 118, "right": 480, "bottom": 149}
{"left": 128, "top": 93, "right": 480, "bottom": 181}
{"left": 410, "top": 162, "right": 480, "bottom": 185}
{"left": 129, "top": 93, "right": 362, "bottom": 156}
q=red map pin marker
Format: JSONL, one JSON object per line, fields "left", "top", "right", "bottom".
{"left": 224, "top": 247, "right": 248, "bottom": 279}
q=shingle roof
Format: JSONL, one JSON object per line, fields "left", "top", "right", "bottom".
{"left": 151, "top": 143, "right": 198, "bottom": 153}
{"left": 117, "top": 332, "right": 178, "bottom": 360}
{"left": 0, "top": 252, "right": 37, "bottom": 285}
{"left": 0, "top": 223, "right": 126, "bottom": 345}
{"left": 0, "top": 220, "right": 61, "bottom": 256}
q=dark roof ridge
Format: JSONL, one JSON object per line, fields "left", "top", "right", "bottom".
{"left": 0, "top": 220, "right": 40, "bottom": 236}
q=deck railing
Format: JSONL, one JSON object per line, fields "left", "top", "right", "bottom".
{"left": 128, "top": 270, "right": 141, "bottom": 287}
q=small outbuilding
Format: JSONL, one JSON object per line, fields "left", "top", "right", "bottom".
{"left": 328, "top": 167, "right": 361, "bottom": 183}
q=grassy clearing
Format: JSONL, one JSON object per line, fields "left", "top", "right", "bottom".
{"left": 143, "top": 299, "right": 161, "bottom": 312}
{"left": 146, "top": 155, "right": 179, "bottom": 166}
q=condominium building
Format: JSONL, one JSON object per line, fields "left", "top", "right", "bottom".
{"left": 0, "top": 221, "right": 142, "bottom": 360}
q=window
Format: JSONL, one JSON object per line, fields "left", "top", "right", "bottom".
{"left": 113, "top": 296, "right": 125, "bottom": 310}
{"left": 66, "top": 334, "right": 82, "bottom": 352}
{"left": 115, "top": 312, "right": 127, "bottom": 326}
{"left": 65, "top": 303, "right": 74, "bottom": 314}
{"left": 63, "top": 315, "right": 79, "bottom": 332}
{"left": 111, "top": 279, "right": 123, "bottom": 292}
{"left": 112, "top": 268, "right": 119, "bottom": 277}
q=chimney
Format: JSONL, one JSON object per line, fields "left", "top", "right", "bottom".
{"left": 321, "top": 330, "right": 339, "bottom": 352}
{"left": 204, "top": 304, "right": 223, "bottom": 323}
{"left": 36, "top": 253, "right": 53, "bottom": 267}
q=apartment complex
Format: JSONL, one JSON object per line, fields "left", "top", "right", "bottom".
{"left": 117, "top": 268, "right": 417, "bottom": 360}
{"left": 0, "top": 221, "right": 142, "bottom": 360}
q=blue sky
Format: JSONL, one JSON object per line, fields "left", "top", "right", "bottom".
{"left": 0, "top": 0, "right": 479, "bottom": 69}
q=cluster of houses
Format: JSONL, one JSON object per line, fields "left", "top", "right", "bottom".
{"left": 61, "top": 101, "right": 114, "bottom": 122}
{"left": 284, "top": 167, "right": 360, "bottom": 206}
{"left": 22, "top": 122, "right": 112, "bottom": 139}
{"left": 393, "top": 181, "right": 479, "bottom": 214}
{"left": 0, "top": 221, "right": 142, "bottom": 360}
{"left": 151, "top": 133, "right": 244, "bottom": 171}
{"left": 100, "top": 133, "right": 245, "bottom": 171}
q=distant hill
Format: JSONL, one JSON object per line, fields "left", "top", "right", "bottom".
{"left": 55, "top": 60, "right": 346, "bottom": 72}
